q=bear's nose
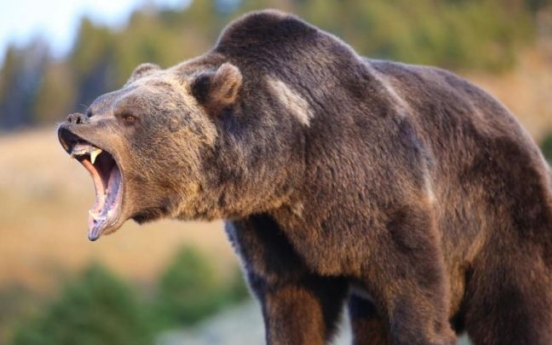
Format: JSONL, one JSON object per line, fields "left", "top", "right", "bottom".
{"left": 66, "top": 113, "right": 89, "bottom": 125}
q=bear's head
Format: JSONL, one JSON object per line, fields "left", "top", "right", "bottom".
{"left": 58, "top": 61, "right": 244, "bottom": 241}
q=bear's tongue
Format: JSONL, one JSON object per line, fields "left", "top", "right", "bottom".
{"left": 71, "top": 142, "right": 122, "bottom": 241}
{"left": 86, "top": 164, "right": 122, "bottom": 241}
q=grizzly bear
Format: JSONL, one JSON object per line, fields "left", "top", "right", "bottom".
{"left": 58, "top": 9, "right": 552, "bottom": 345}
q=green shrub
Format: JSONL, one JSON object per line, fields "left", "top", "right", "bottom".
{"left": 153, "top": 246, "right": 249, "bottom": 329}
{"left": 10, "top": 247, "right": 250, "bottom": 344}
{"left": 541, "top": 132, "right": 552, "bottom": 163}
{"left": 13, "top": 264, "right": 153, "bottom": 345}
{"left": 223, "top": 267, "right": 250, "bottom": 303}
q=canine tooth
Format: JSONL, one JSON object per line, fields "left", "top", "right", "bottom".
{"left": 90, "top": 148, "right": 102, "bottom": 164}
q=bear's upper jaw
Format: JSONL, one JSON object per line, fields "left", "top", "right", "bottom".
{"left": 58, "top": 128, "right": 123, "bottom": 241}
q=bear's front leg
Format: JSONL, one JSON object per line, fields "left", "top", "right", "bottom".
{"left": 249, "top": 273, "right": 349, "bottom": 345}
{"left": 348, "top": 294, "right": 389, "bottom": 345}
{"left": 226, "top": 216, "right": 349, "bottom": 345}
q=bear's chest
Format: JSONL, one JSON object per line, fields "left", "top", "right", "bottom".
{"left": 226, "top": 208, "right": 370, "bottom": 279}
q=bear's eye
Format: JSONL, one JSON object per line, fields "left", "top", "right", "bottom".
{"left": 121, "top": 113, "right": 137, "bottom": 124}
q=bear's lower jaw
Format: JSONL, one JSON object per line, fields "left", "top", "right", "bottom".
{"left": 82, "top": 152, "right": 123, "bottom": 241}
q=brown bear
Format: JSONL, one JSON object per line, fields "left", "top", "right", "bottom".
{"left": 58, "top": 9, "right": 552, "bottom": 345}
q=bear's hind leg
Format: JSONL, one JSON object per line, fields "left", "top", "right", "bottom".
{"left": 358, "top": 203, "right": 456, "bottom": 345}
{"left": 464, "top": 251, "right": 552, "bottom": 345}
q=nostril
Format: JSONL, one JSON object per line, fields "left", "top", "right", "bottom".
{"left": 66, "top": 113, "right": 88, "bottom": 125}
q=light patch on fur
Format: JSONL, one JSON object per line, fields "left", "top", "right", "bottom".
{"left": 266, "top": 76, "right": 314, "bottom": 126}
{"left": 291, "top": 202, "right": 304, "bottom": 218}
{"left": 424, "top": 172, "right": 436, "bottom": 205}
{"left": 366, "top": 64, "right": 410, "bottom": 114}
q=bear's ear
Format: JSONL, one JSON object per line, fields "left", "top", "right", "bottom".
{"left": 126, "top": 63, "right": 161, "bottom": 84}
{"left": 191, "top": 63, "right": 242, "bottom": 116}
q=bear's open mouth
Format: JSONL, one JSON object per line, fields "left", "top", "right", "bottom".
{"left": 58, "top": 129, "right": 123, "bottom": 241}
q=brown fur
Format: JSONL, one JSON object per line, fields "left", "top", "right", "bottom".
{"left": 58, "top": 10, "right": 552, "bottom": 345}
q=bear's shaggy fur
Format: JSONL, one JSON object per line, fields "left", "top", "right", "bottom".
{"left": 58, "top": 10, "right": 552, "bottom": 345}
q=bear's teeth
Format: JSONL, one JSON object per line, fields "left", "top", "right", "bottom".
{"left": 70, "top": 149, "right": 85, "bottom": 157}
{"left": 90, "top": 148, "right": 102, "bottom": 164}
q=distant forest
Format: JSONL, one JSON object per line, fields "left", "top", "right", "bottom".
{"left": 0, "top": 0, "right": 550, "bottom": 131}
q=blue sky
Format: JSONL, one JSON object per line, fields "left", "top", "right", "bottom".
{"left": 0, "top": 0, "right": 190, "bottom": 62}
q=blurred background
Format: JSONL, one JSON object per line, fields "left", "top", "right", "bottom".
{"left": 0, "top": 0, "right": 551, "bottom": 344}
